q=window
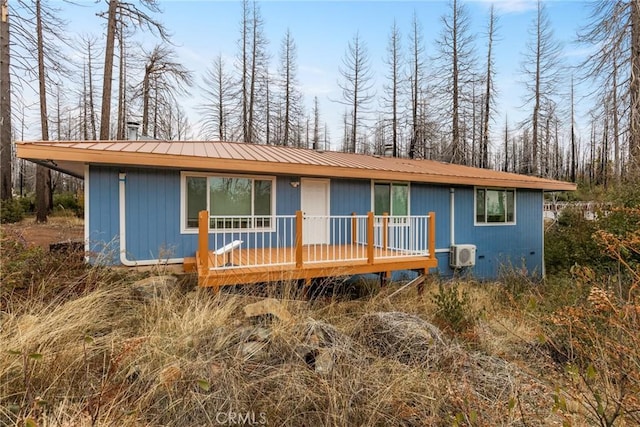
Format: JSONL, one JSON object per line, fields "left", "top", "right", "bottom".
{"left": 475, "top": 188, "right": 515, "bottom": 224}
{"left": 183, "top": 173, "right": 274, "bottom": 231}
{"left": 186, "top": 176, "right": 207, "bottom": 228}
{"left": 374, "top": 182, "right": 409, "bottom": 216}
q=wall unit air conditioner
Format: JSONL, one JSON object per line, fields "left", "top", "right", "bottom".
{"left": 450, "top": 244, "right": 476, "bottom": 268}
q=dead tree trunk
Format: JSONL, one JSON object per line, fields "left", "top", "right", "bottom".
{"left": 0, "top": 0, "right": 12, "bottom": 201}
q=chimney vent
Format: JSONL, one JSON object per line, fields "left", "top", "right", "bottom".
{"left": 126, "top": 122, "right": 140, "bottom": 141}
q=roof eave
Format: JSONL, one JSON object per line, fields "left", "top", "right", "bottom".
{"left": 16, "top": 143, "right": 577, "bottom": 191}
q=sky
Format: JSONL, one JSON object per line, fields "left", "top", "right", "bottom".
{"left": 22, "top": 0, "right": 593, "bottom": 150}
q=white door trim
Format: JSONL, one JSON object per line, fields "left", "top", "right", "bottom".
{"left": 301, "top": 178, "right": 330, "bottom": 245}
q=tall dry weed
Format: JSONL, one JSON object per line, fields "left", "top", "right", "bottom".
{"left": 0, "top": 231, "right": 568, "bottom": 426}
{"left": 544, "top": 210, "right": 640, "bottom": 426}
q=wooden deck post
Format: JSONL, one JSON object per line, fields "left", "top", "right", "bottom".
{"left": 428, "top": 211, "right": 436, "bottom": 260}
{"left": 382, "top": 212, "right": 389, "bottom": 251}
{"left": 198, "top": 210, "right": 209, "bottom": 271}
{"left": 367, "top": 211, "right": 374, "bottom": 264}
{"left": 295, "top": 210, "right": 303, "bottom": 268}
{"left": 351, "top": 212, "right": 357, "bottom": 243}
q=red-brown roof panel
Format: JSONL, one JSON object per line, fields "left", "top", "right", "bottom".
{"left": 15, "top": 140, "right": 577, "bottom": 191}
{"left": 155, "top": 141, "right": 172, "bottom": 153}
{"left": 132, "top": 141, "right": 158, "bottom": 153}
{"left": 181, "top": 143, "right": 194, "bottom": 157}
{"left": 124, "top": 142, "right": 147, "bottom": 152}
{"left": 215, "top": 143, "right": 233, "bottom": 159}
{"left": 88, "top": 142, "right": 117, "bottom": 151}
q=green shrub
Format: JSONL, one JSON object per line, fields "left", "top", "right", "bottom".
{"left": 497, "top": 261, "right": 539, "bottom": 303}
{"left": 545, "top": 207, "right": 601, "bottom": 274}
{"left": 53, "top": 192, "right": 83, "bottom": 217}
{"left": 538, "top": 275, "right": 590, "bottom": 313}
{"left": 0, "top": 230, "right": 91, "bottom": 307}
{"left": 546, "top": 203, "right": 640, "bottom": 271}
{"left": 18, "top": 195, "right": 35, "bottom": 214}
{"left": 1, "top": 198, "right": 25, "bottom": 224}
{"left": 431, "top": 282, "right": 475, "bottom": 334}
{"left": 605, "top": 181, "right": 640, "bottom": 207}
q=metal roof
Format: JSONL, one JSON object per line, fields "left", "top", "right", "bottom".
{"left": 16, "top": 140, "right": 577, "bottom": 191}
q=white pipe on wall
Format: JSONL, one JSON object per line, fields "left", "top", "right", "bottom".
{"left": 449, "top": 188, "right": 455, "bottom": 245}
{"left": 118, "top": 172, "right": 183, "bottom": 266}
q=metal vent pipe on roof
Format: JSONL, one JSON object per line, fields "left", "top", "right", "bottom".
{"left": 126, "top": 122, "right": 140, "bottom": 141}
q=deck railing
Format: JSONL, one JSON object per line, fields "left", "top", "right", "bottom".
{"left": 373, "top": 214, "right": 433, "bottom": 259}
{"left": 197, "top": 210, "right": 435, "bottom": 271}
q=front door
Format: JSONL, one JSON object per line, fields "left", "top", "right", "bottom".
{"left": 301, "top": 178, "right": 330, "bottom": 244}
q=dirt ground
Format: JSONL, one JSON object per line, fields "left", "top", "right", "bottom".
{"left": 2, "top": 215, "right": 84, "bottom": 249}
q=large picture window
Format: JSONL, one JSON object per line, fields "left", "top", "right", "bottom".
{"left": 374, "top": 182, "right": 409, "bottom": 216}
{"left": 183, "top": 173, "right": 274, "bottom": 231}
{"left": 475, "top": 188, "right": 515, "bottom": 224}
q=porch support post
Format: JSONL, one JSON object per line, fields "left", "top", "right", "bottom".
{"left": 367, "top": 211, "right": 374, "bottom": 264}
{"left": 198, "top": 210, "right": 209, "bottom": 271}
{"left": 295, "top": 210, "right": 303, "bottom": 268}
{"left": 382, "top": 212, "right": 389, "bottom": 251}
{"left": 351, "top": 212, "right": 357, "bottom": 243}
{"left": 428, "top": 211, "right": 436, "bottom": 260}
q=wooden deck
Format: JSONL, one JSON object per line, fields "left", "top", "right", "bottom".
{"left": 186, "top": 210, "right": 438, "bottom": 290}
{"left": 186, "top": 244, "right": 438, "bottom": 288}
{"left": 185, "top": 245, "right": 438, "bottom": 288}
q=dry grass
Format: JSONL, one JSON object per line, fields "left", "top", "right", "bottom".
{"left": 3, "top": 232, "right": 634, "bottom": 426}
{"left": 0, "top": 286, "right": 559, "bottom": 425}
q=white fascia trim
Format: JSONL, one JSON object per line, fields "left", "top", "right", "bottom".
{"left": 118, "top": 172, "right": 183, "bottom": 266}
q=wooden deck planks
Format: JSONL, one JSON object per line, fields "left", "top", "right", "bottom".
{"left": 191, "top": 244, "right": 437, "bottom": 287}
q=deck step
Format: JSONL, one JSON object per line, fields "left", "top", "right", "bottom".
{"left": 183, "top": 257, "right": 197, "bottom": 273}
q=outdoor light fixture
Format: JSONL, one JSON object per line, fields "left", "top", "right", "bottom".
{"left": 290, "top": 177, "right": 300, "bottom": 188}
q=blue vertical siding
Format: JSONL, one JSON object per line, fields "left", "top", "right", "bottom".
{"left": 124, "top": 168, "right": 186, "bottom": 261}
{"left": 88, "top": 165, "right": 544, "bottom": 280}
{"left": 330, "top": 179, "right": 371, "bottom": 215}
{"left": 88, "top": 169, "right": 307, "bottom": 263}
{"left": 276, "top": 176, "right": 300, "bottom": 215}
{"left": 329, "top": 179, "right": 371, "bottom": 245}
{"left": 87, "top": 166, "right": 120, "bottom": 263}
{"left": 410, "top": 184, "right": 543, "bottom": 279}
{"left": 452, "top": 187, "right": 543, "bottom": 279}
{"left": 410, "top": 184, "right": 452, "bottom": 250}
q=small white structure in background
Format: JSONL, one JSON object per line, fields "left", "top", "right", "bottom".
{"left": 543, "top": 201, "right": 608, "bottom": 221}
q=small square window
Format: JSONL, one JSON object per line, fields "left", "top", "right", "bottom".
{"left": 374, "top": 182, "right": 408, "bottom": 216}
{"left": 475, "top": 188, "right": 515, "bottom": 225}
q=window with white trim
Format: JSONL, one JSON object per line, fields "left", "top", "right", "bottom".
{"left": 183, "top": 173, "right": 274, "bottom": 231}
{"left": 475, "top": 188, "right": 515, "bottom": 224}
{"left": 373, "top": 182, "right": 409, "bottom": 216}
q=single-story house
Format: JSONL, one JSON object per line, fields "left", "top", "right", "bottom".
{"left": 17, "top": 140, "right": 576, "bottom": 289}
